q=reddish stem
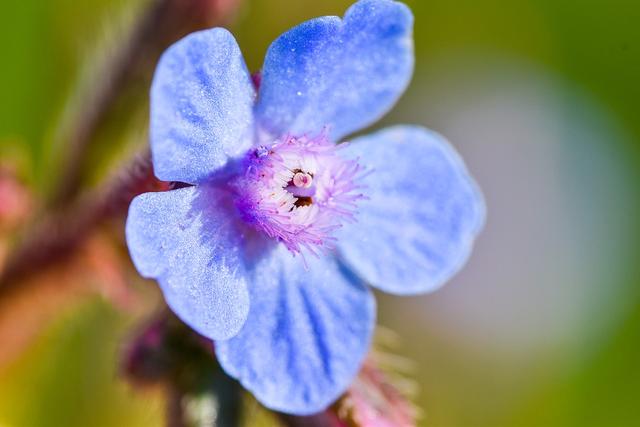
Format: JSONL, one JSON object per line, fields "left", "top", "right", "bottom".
{"left": 53, "top": 0, "right": 241, "bottom": 206}
{"left": 279, "top": 412, "right": 346, "bottom": 427}
{"left": 0, "top": 149, "right": 158, "bottom": 292}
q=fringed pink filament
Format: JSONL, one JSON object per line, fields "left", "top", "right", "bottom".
{"left": 233, "top": 132, "right": 365, "bottom": 255}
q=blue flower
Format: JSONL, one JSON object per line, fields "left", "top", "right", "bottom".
{"left": 126, "top": 0, "right": 485, "bottom": 415}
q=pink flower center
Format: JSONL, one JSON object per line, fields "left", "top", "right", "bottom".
{"left": 292, "top": 172, "right": 313, "bottom": 189}
{"left": 232, "top": 132, "right": 365, "bottom": 255}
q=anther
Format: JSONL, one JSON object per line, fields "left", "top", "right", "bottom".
{"left": 294, "top": 196, "right": 313, "bottom": 208}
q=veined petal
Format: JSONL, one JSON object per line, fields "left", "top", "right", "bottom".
{"left": 150, "top": 28, "right": 255, "bottom": 184}
{"left": 256, "top": 0, "right": 414, "bottom": 142}
{"left": 126, "top": 186, "right": 250, "bottom": 340}
{"left": 336, "top": 125, "right": 485, "bottom": 295}
{"left": 216, "top": 246, "right": 375, "bottom": 415}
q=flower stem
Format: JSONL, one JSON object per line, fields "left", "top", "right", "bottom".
{"left": 3, "top": 0, "right": 242, "bottom": 291}
{"left": 52, "top": 0, "right": 241, "bottom": 206}
{"left": 0, "top": 149, "right": 157, "bottom": 292}
{"left": 278, "top": 412, "right": 345, "bottom": 427}
{"left": 166, "top": 384, "right": 187, "bottom": 427}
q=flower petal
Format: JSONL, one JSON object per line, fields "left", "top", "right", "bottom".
{"left": 151, "top": 28, "right": 255, "bottom": 184}
{"left": 256, "top": 0, "right": 414, "bottom": 142}
{"left": 126, "top": 186, "right": 250, "bottom": 340}
{"left": 336, "top": 125, "right": 485, "bottom": 295}
{"left": 216, "top": 246, "right": 375, "bottom": 415}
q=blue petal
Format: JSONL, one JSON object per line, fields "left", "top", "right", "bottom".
{"left": 256, "top": 0, "right": 414, "bottom": 142}
{"left": 215, "top": 246, "right": 375, "bottom": 415}
{"left": 336, "top": 125, "right": 485, "bottom": 295}
{"left": 150, "top": 28, "right": 255, "bottom": 184}
{"left": 125, "top": 186, "right": 250, "bottom": 340}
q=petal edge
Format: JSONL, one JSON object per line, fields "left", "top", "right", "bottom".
{"left": 336, "top": 125, "right": 486, "bottom": 295}
{"left": 126, "top": 186, "right": 250, "bottom": 340}
{"left": 256, "top": 0, "right": 414, "bottom": 141}
{"left": 216, "top": 247, "right": 376, "bottom": 415}
{"left": 150, "top": 28, "right": 255, "bottom": 184}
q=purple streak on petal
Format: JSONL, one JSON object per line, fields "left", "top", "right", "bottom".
{"left": 215, "top": 246, "right": 375, "bottom": 415}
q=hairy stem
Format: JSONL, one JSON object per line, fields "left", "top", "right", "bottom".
{"left": 3, "top": 0, "right": 241, "bottom": 289}
{"left": 279, "top": 412, "right": 345, "bottom": 427}
{"left": 0, "top": 149, "right": 157, "bottom": 292}
{"left": 53, "top": 0, "right": 240, "bottom": 206}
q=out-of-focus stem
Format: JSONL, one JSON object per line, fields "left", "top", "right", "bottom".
{"left": 0, "top": 149, "right": 157, "bottom": 293}
{"left": 124, "top": 310, "right": 244, "bottom": 427}
{"left": 4, "top": 0, "right": 242, "bottom": 290}
{"left": 53, "top": 0, "right": 241, "bottom": 206}
{"left": 279, "top": 412, "right": 346, "bottom": 427}
{"left": 166, "top": 384, "right": 186, "bottom": 427}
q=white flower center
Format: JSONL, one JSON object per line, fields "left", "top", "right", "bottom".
{"left": 233, "top": 133, "right": 365, "bottom": 254}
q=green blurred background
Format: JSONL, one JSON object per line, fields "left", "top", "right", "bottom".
{"left": 1, "top": 0, "right": 639, "bottom": 426}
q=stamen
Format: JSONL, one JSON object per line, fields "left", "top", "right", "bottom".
{"left": 233, "top": 132, "right": 366, "bottom": 255}
{"left": 294, "top": 196, "right": 313, "bottom": 208}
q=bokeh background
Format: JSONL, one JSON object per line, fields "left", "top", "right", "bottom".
{"left": 1, "top": 0, "right": 639, "bottom": 426}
